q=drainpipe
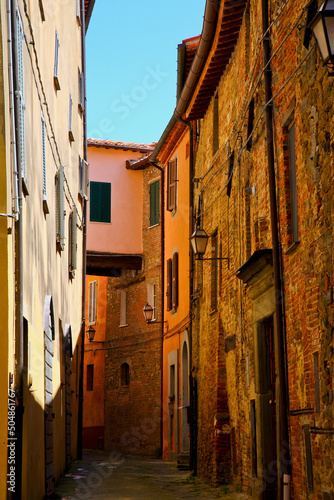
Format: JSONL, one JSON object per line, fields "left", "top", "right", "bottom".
{"left": 149, "top": 160, "right": 165, "bottom": 457}
{"left": 10, "top": 0, "right": 24, "bottom": 496}
{"left": 77, "top": 0, "right": 87, "bottom": 460}
{"left": 176, "top": 116, "right": 196, "bottom": 472}
{"left": 262, "top": 1, "right": 290, "bottom": 498}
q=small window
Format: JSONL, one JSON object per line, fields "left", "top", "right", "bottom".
{"left": 90, "top": 181, "right": 111, "bottom": 223}
{"left": 88, "top": 280, "right": 97, "bottom": 325}
{"left": 55, "top": 165, "right": 65, "bottom": 251}
{"left": 41, "top": 116, "right": 49, "bottom": 214}
{"left": 54, "top": 30, "right": 60, "bottom": 90}
{"left": 121, "top": 363, "right": 130, "bottom": 386}
{"left": 147, "top": 283, "right": 157, "bottom": 321}
{"left": 79, "top": 158, "right": 89, "bottom": 200}
{"left": 87, "top": 364, "right": 94, "bottom": 391}
{"left": 120, "top": 290, "right": 127, "bottom": 326}
{"left": 213, "top": 92, "right": 219, "bottom": 155}
{"left": 69, "top": 93, "right": 74, "bottom": 142}
{"left": 149, "top": 180, "right": 160, "bottom": 227}
{"left": 167, "top": 159, "right": 177, "bottom": 212}
{"left": 78, "top": 71, "right": 84, "bottom": 112}
{"left": 69, "top": 208, "right": 77, "bottom": 278}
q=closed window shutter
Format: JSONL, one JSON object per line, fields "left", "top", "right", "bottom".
{"left": 149, "top": 181, "right": 160, "bottom": 226}
{"left": 120, "top": 290, "right": 127, "bottom": 326}
{"left": 69, "top": 208, "right": 77, "bottom": 277}
{"left": 155, "top": 181, "right": 160, "bottom": 224}
{"left": 79, "top": 158, "right": 89, "bottom": 200}
{"left": 167, "top": 159, "right": 177, "bottom": 211}
{"left": 88, "top": 281, "right": 97, "bottom": 325}
{"left": 16, "top": 10, "right": 27, "bottom": 191}
{"left": 54, "top": 31, "right": 60, "bottom": 90}
{"left": 78, "top": 72, "right": 84, "bottom": 111}
{"left": 76, "top": 0, "right": 81, "bottom": 25}
{"left": 69, "top": 93, "right": 74, "bottom": 142}
{"left": 56, "top": 165, "right": 65, "bottom": 250}
{"left": 166, "top": 258, "right": 172, "bottom": 311}
{"left": 90, "top": 181, "right": 111, "bottom": 223}
{"left": 172, "top": 252, "right": 179, "bottom": 309}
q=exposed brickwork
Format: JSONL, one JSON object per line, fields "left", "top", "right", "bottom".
{"left": 104, "top": 166, "right": 162, "bottom": 457}
{"left": 190, "top": 0, "right": 334, "bottom": 497}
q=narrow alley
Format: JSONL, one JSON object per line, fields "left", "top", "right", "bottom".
{"left": 51, "top": 450, "right": 249, "bottom": 500}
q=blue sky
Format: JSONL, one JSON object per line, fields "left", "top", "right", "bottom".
{"left": 86, "top": 0, "right": 205, "bottom": 145}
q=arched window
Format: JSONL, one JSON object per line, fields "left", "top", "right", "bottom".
{"left": 121, "top": 363, "right": 130, "bottom": 386}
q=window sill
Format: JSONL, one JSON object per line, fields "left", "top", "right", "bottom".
{"left": 89, "top": 220, "right": 112, "bottom": 224}
{"left": 149, "top": 223, "right": 160, "bottom": 229}
{"left": 119, "top": 324, "right": 128, "bottom": 328}
{"left": 209, "top": 308, "right": 217, "bottom": 316}
{"left": 285, "top": 240, "right": 300, "bottom": 255}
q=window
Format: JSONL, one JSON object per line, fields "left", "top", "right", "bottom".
{"left": 167, "top": 159, "right": 177, "bottom": 211}
{"left": 90, "top": 181, "right": 111, "bottom": 223}
{"left": 79, "top": 158, "right": 89, "bottom": 200}
{"left": 54, "top": 30, "right": 60, "bottom": 90}
{"left": 288, "top": 123, "right": 298, "bottom": 244}
{"left": 41, "top": 116, "right": 49, "bottom": 213}
{"left": 69, "top": 208, "right": 77, "bottom": 278}
{"left": 16, "top": 9, "right": 28, "bottom": 194}
{"left": 147, "top": 283, "right": 157, "bottom": 321}
{"left": 227, "top": 151, "right": 234, "bottom": 197}
{"left": 211, "top": 233, "right": 218, "bottom": 312}
{"left": 55, "top": 165, "right": 65, "bottom": 250}
{"left": 88, "top": 280, "right": 97, "bottom": 325}
{"left": 69, "top": 93, "right": 74, "bottom": 142}
{"left": 78, "top": 71, "right": 84, "bottom": 112}
{"left": 120, "top": 290, "right": 127, "bottom": 326}
{"left": 247, "top": 99, "right": 255, "bottom": 151}
{"left": 167, "top": 253, "right": 178, "bottom": 311}
{"left": 76, "top": 0, "right": 81, "bottom": 25}
{"left": 87, "top": 364, "right": 94, "bottom": 391}
{"left": 213, "top": 92, "right": 219, "bottom": 155}
{"left": 149, "top": 180, "right": 160, "bottom": 226}
{"left": 121, "top": 363, "right": 130, "bottom": 386}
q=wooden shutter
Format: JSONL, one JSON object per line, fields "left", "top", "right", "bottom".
{"left": 120, "top": 290, "right": 127, "bottom": 326}
{"left": 88, "top": 280, "right": 97, "bottom": 325}
{"left": 54, "top": 31, "right": 60, "bottom": 90}
{"left": 69, "top": 208, "right": 77, "bottom": 278}
{"left": 166, "top": 259, "right": 172, "bottom": 311}
{"left": 167, "top": 159, "right": 177, "bottom": 211}
{"left": 90, "top": 181, "right": 111, "bottom": 223}
{"left": 149, "top": 180, "right": 160, "bottom": 226}
{"left": 69, "top": 93, "right": 74, "bottom": 142}
{"left": 172, "top": 252, "right": 179, "bottom": 309}
{"left": 56, "top": 165, "right": 65, "bottom": 250}
{"left": 78, "top": 72, "right": 84, "bottom": 112}
{"left": 16, "top": 10, "right": 27, "bottom": 192}
{"left": 79, "top": 158, "right": 89, "bottom": 200}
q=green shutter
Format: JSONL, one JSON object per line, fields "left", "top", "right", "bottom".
{"left": 90, "top": 181, "right": 111, "bottom": 223}
{"left": 150, "top": 180, "right": 160, "bottom": 226}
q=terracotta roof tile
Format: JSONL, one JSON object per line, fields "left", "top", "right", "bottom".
{"left": 88, "top": 138, "right": 156, "bottom": 153}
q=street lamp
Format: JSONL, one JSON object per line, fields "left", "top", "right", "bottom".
{"left": 86, "top": 326, "right": 96, "bottom": 342}
{"left": 143, "top": 303, "right": 154, "bottom": 323}
{"left": 190, "top": 227, "right": 229, "bottom": 264}
{"left": 309, "top": 0, "right": 334, "bottom": 74}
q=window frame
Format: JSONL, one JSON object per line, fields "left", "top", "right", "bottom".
{"left": 119, "top": 290, "right": 128, "bottom": 327}
{"left": 147, "top": 283, "right": 157, "bottom": 321}
{"left": 89, "top": 181, "right": 111, "bottom": 223}
{"left": 149, "top": 179, "right": 160, "bottom": 227}
{"left": 88, "top": 280, "right": 97, "bottom": 326}
{"left": 54, "top": 30, "right": 60, "bottom": 90}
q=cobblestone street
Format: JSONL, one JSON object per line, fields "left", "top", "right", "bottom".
{"left": 51, "top": 450, "right": 249, "bottom": 500}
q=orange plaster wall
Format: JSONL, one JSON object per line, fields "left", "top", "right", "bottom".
{"left": 164, "top": 131, "right": 190, "bottom": 329}
{"left": 87, "top": 146, "right": 144, "bottom": 255}
{"left": 83, "top": 275, "right": 107, "bottom": 430}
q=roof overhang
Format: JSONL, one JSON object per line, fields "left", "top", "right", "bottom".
{"left": 88, "top": 139, "right": 155, "bottom": 154}
{"left": 87, "top": 252, "right": 143, "bottom": 277}
{"left": 85, "top": 0, "right": 96, "bottom": 32}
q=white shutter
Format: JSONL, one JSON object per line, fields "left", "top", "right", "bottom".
{"left": 69, "top": 93, "right": 74, "bottom": 142}
{"left": 54, "top": 31, "right": 60, "bottom": 90}
{"left": 69, "top": 208, "right": 77, "bottom": 278}
{"left": 88, "top": 280, "right": 97, "bottom": 325}
{"left": 79, "top": 158, "right": 89, "bottom": 200}
{"left": 56, "top": 165, "right": 65, "bottom": 250}
{"left": 78, "top": 72, "right": 84, "bottom": 112}
{"left": 120, "top": 290, "right": 127, "bottom": 326}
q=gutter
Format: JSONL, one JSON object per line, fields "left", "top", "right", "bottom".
{"left": 150, "top": 0, "right": 219, "bottom": 162}
{"left": 78, "top": 0, "right": 88, "bottom": 460}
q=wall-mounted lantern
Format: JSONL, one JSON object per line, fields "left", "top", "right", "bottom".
{"left": 143, "top": 303, "right": 167, "bottom": 324}
{"left": 86, "top": 326, "right": 96, "bottom": 342}
{"left": 309, "top": 0, "right": 334, "bottom": 74}
{"left": 190, "top": 227, "right": 229, "bottom": 264}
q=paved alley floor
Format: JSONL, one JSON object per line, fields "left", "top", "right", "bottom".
{"left": 50, "top": 450, "right": 250, "bottom": 500}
